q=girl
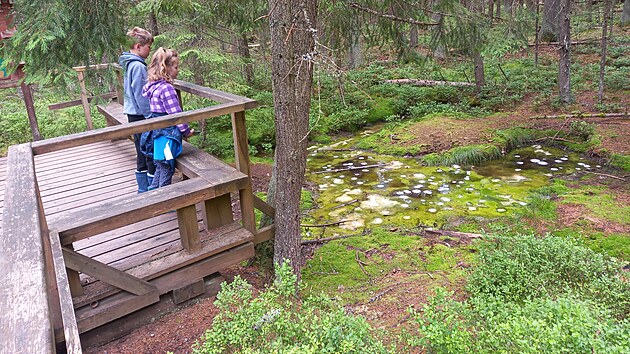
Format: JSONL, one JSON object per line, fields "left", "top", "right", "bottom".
{"left": 142, "top": 47, "right": 194, "bottom": 189}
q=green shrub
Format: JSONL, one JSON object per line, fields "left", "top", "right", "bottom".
{"left": 409, "top": 288, "right": 630, "bottom": 353}
{"left": 467, "top": 234, "right": 630, "bottom": 317}
{"left": 193, "top": 263, "right": 390, "bottom": 354}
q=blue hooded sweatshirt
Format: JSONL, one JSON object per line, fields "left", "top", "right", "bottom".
{"left": 119, "top": 52, "right": 151, "bottom": 117}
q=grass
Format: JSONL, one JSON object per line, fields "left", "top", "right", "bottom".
{"left": 421, "top": 144, "right": 502, "bottom": 166}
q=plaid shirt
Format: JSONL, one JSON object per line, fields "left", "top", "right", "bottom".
{"left": 143, "top": 80, "right": 182, "bottom": 115}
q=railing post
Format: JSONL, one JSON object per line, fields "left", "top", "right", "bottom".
{"left": 231, "top": 110, "right": 256, "bottom": 234}
{"left": 115, "top": 68, "right": 124, "bottom": 106}
{"left": 76, "top": 70, "right": 94, "bottom": 130}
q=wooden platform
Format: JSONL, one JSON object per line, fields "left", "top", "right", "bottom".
{"left": 0, "top": 139, "right": 256, "bottom": 338}
{"left": 1, "top": 76, "right": 275, "bottom": 352}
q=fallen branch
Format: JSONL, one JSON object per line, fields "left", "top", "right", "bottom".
{"left": 383, "top": 79, "right": 474, "bottom": 87}
{"left": 531, "top": 112, "right": 628, "bottom": 119}
{"left": 301, "top": 219, "right": 350, "bottom": 228}
{"left": 312, "top": 163, "right": 385, "bottom": 174}
{"left": 528, "top": 40, "right": 595, "bottom": 47}
{"left": 591, "top": 172, "right": 627, "bottom": 182}
{"left": 356, "top": 250, "right": 370, "bottom": 279}
{"left": 368, "top": 286, "right": 396, "bottom": 303}
{"left": 425, "top": 229, "right": 484, "bottom": 239}
{"left": 331, "top": 199, "right": 359, "bottom": 210}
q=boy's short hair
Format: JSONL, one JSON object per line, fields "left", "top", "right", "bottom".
{"left": 127, "top": 27, "right": 153, "bottom": 47}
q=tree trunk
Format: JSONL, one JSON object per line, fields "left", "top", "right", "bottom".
{"left": 268, "top": 0, "right": 317, "bottom": 275}
{"left": 409, "top": 25, "right": 418, "bottom": 48}
{"left": 488, "top": 0, "right": 495, "bottom": 23}
{"left": 349, "top": 28, "right": 363, "bottom": 69}
{"left": 431, "top": 0, "right": 447, "bottom": 60}
{"left": 473, "top": 51, "right": 485, "bottom": 92}
{"left": 558, "top": 0, "right": 572, "bottom": 103}
{"left": 541, "top": 0, "right": 560, "bottom": 41}
{"left": 148, "top": 11, "right": 159, "bottom": 36}
{"left": 598, "top": 0, "right": 611, "bottom": 103}
{"left": 623, "top": 0, "right": 630, "bottom": 26}
{"left": 236, "top": 33, "right": 255, "bottom": 85}
{"left": 535, "top": 0, "right": 541, "bottom": 66}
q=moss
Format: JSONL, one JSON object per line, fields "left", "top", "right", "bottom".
{"left": 553, "top": 228, "right": 630, "bottom": 261}
{"left": 301, "top": 228, "right": 471, "bottom": 303}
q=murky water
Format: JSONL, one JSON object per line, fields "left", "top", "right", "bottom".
{"left": 305, "top": 133, "right": 600, "bottom": 235}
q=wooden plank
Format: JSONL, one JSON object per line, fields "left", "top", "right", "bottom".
{"left": 203, "top": 193, "right": 233, "bottom": 230}
{"left": 125, "top": 224, "right": 253, "bottom": 281}
{"left": 63, "top": 248, "right": 157, "bottom": 296}
{"left": 97, "top": 101, "right": 127, "bottom": 126}
{"left": 32, "top": 100, "right": 248, "bottom": 155}
{"left": 74, "top": 213, "right": 180, "bottom": 257}
{"left": 253, "top": 194, "right": 275, "bottom": 218}
{"left": 177, "top": 142, "right": 247, "bottom": 180}
{"left": 0, "top": 143, "right": 55, "bottom": 353}
{"left": 49, "top": 92, "right": 117, "bottom": 110}
{"left": 74, "top": 289, "right": 159, "bottom": 333}
{"left": 48, "top": 232, "right": 82, "bottom": 352}
{"left": 253, "top": 224, "right": 275, "bottom": 244}
{"left": 70, "top": 223, "right": 248, "bottom": 309}
{"left": 65, "top": 244, "right": 85, "bottom": 297}
{"left": 20, "top": 81, "right": 43, "bottom": 141}
{"left": 173, "top": 79, "right": 258, "bottom": 109}
{"left": 150, "top": 242, "right": 254, "bottom": 294}
{"left": 52, "top": 177, "right": 246, "bottom": 244}
{"left": 73, "top": 63, "right": 112, "bottom": 72}
{"left": 232, "top": 110, "right": 256, "bottom": 234}
{"left": 76, "top": 71, "right": 94, "bottom": 130}
{"left": 177, "top": 204, "right": 201, "bottom": 253}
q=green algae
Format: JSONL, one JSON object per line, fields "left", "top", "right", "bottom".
{"left": 306, "top": 144, "right": 587, "bottom": 236}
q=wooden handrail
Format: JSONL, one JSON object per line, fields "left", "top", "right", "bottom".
{"left": 31, "top": 100, "right": 247, "bottom": 155}
{"left": 1, "top": 144, "right": 56, "bottom": 352}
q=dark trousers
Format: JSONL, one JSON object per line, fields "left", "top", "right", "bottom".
{"left": 127, "top": 114, "right": 155, "bottom": 175}
{"left": 151, "top": 160, "right": 175, "bottom": 189}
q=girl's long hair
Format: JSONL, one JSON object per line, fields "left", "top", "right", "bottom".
{"left": 147, "top": 47, "right": 179, "bottom": 83}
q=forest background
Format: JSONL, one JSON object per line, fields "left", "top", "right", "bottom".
{"left": 1, "top": 0, "right": 629, "bottom": 352}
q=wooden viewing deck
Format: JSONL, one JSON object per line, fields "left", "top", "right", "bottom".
{"left": 0, "top": 73, "right": 275, "bottom": 353}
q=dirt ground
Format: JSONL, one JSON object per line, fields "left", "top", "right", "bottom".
{"left": 86, "top": 62, "right": 629, "bottom": 354}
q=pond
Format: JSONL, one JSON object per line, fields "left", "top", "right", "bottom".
{"left": 305, "top": 130, "right": 600, "bottom": 236}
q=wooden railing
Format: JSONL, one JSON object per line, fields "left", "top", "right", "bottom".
{"left": 1, "top": 72, "right": 275, "bottom": 352}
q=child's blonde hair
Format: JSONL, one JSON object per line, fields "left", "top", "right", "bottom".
{"left": 147, "top": 47, "right": 179, "bottom": 82}
{"left": 127, "top": 27, "right": 153, "bottom": 47}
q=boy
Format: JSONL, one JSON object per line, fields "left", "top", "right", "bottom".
{"left": 119, "top": 27, "right": 154, "bottom": 193}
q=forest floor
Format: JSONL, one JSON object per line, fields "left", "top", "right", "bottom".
{"left": 85, "top": 41, "right": 630, "bottom": 352}
{"left": 86, "top": 93, "right": 629, "bottom": 353}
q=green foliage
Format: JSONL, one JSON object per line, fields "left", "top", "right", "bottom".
{"left": 0, "top": 89, "right": 106, "bottom": 154}
{"left": 467, "top": 234, "right": 630, "bottom": 318}
{"left": 3, "top": 0, "right": 127, "bottom": 84}
{"left": 193, "top": 263, "right": 390, "bottom": 354}
{"left": 421, "top": 144, "right": 501, "bottom": 166}
{"left": 493, "top": 128, "right": 541, "bottom": 150}
{"left": 609, "top": 154, "right": 630, "bottom": 172}
{"left": 409, "top": 288, "right": 630, "bottom": 353}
